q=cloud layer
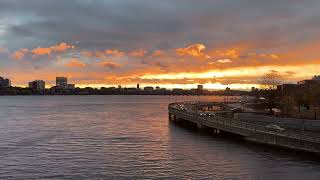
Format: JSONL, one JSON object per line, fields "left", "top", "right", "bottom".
{"left": 1, "top": 0, "right": 320, "bottom": 89}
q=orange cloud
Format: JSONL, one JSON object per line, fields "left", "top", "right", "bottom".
{"left": 129, "top": 49, "right": 148, "bottom": 57}
{"left": 104, "top": 49, "right": 125, "bottom": 57}
{"left": 51, "top": 42, "right": 74, "bottom": 52}
{"left": 270, "top": 54, "right": 280, "bottom": 59}
{"left": 31, "top": 42, "right": 74, "bottom": 56}
{"left": 96, "top": 61, "right": 121, "bottom": 69}
{"left": 11, "top": 51, "right": 25, "bottom": 60}
{"left": 214, "top": 49, "right": 240, "bottom": 59}
{"left": 32, "top": 47, "right": 52, "bottom": 55}
{"left": 217, "top": 59, "right": 232, "bottom": 63}
{"left": 151, "top": 50, "right": 165, "bottom": 57}
{"left": 6, "top": 40, "right": 320, "bottom": 90}
{"left": 224, "top": 49, "right": 239, "bottom": 58}
{"left": 176, "top": 43, "right": 210, "bottom": 59}
{"left": 81, "top": 51, "right": 94, "bottom": 58}
{"left": 246, "top": 52, "right": 281, "bottom": 62}
{"left": 94, "top": 51, "right": 105, "bottom": 59}
{"left": 10, "top": 48, "right": 29, "bottom": 60}
{"left": 65, "top": 58, "right": 87, "bottom": 68}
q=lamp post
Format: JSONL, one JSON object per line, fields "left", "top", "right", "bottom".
{"left": 302, "top": 119, "right": 305, "bottom": 136}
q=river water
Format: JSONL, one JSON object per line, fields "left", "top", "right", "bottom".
{"left": 0, "top": 95, "right": 319, "bottom": 179}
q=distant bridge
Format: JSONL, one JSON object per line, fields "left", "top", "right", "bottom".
{"left": 168, "top": 102, "right": 320, "bottom": 154}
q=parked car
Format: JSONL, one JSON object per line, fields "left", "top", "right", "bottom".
{"left": 206, "top": 113, "right": 215, "bottom": 117}
{"left": 265, "top": 124, "right": 285, "bottom": 132}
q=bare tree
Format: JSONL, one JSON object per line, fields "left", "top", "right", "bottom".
{"left": 259, "top": 71, "right": 283, "bottom": 89}
{"left": 257, "top": 71, "right": 284, "bottom": 113}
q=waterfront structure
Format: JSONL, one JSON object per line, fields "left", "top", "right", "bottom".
{"left": 0, "top": 76, "right": 11, "bottom": 87}
{"left": 169, "top": 102, "right": 320, "bottom": 153}
{"left": 28, "top": 80, "right": 45, "bottom": 92}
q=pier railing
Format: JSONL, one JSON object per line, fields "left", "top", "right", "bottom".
{"left": 168, "top": 103, "right": 320, "bottom": 143}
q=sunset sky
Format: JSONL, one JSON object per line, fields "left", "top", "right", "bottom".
{"left": 1, "top": 0, "right": 320, "bottom": 90}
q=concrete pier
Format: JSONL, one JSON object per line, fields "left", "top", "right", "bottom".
{"left": 168, "top": 102, "right": 320, "bottom": 154}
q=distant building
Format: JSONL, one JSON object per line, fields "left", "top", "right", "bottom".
{"left": 29, "top": 80, "right": 45, "bottom": 92}
{"left": 56, "top": 77, "right": 67, "bottom": 87}
{"left": 277, "top": 84, "right": 297, "bottom": 91}
{"left": 0, "top": 76, "right": 11, "bottom": 87}
{"left": 137, "top": 84, "right": 140, "bottom": 89}
{"left": 297, "top": 79, "right": 320, "bottom": 86}
{"left": 298, "top": 80, "right": 312, "bottom": 85}
{"left": 197, "top": 85, "right": 204, "bottom": 91}
{"left": 0, "top": 77, "right": 4, "bottom": 87}
{"left": 144, "top": 86, "right": 154, "bottom": 91}
{"left": 56, "top": 77, "right": 75, "bottom": 90}
{"left": 312, "top": 75, "right": 320, "bottom": 81}
{"left": 65, "top": 84, "right": 75, "bottom": 89}
{"left": 172, "top": 88, "right": 183, "bottom": 93}
{"left": 4, "top": 79, "right": 11, "bottom": 87}
{"left": 156, "top": 86, "right": 160, "bottom": 90}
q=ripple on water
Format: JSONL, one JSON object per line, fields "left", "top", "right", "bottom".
{"left": 0, "top": 96, "right": 320, "bottom": 179}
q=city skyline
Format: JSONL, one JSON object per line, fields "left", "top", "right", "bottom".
{"left": 1, "top": 1, "right": 320, "bottom": 89}
{"left": 2, "top": 74, "right": 320, "bottom": 92}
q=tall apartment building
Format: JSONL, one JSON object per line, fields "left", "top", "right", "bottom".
{"left": 29, "top": 80, "right": 45, "bottom": 92}
{"left": 0, "top": 76, "right": 11, "bottom": 87}
{"left": 56, "top": 77, "right": 75, "bottom": 90}
{"left": 56, "top": 77, "right": 68, "bottom": 87}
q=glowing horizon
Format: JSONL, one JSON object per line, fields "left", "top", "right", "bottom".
{"left": 1, "top": 1, "right": 320, "bottom": 89}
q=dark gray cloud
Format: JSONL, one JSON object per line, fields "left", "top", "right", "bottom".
{"left": 1, "top": 0, "right": 320, "bottom": 51}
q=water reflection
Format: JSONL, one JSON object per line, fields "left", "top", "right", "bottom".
{"left": 0, "top": 95, "right": 319, "bottom": 179}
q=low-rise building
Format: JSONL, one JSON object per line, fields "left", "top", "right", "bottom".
{"left": 144, "top": 86, "right": 154, "bottom": 91}
{"left": 197, "top": 85, "right": 204, "bottom": 91}
{"left": 297, "top": 79, "right": 320, "bottom": 88}
{"left": 277, "top": 84, "right": 297, "bottom": 91}
{"left": 312, "top": 75, "right": 320, "bottom": 81}
{"left": 65, "top": 84, "right": 75, "bottom": 90}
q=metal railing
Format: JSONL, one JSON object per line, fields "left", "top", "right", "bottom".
{"left": 169, "top": 103, "right": 320, "bottom": 143}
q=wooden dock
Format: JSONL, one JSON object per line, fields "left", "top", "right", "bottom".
{"left": 168, "top": 102, "right": 320, "bottom": 154}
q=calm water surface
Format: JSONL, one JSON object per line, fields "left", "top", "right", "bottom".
{"left": 0, "top": 95, "right": 320, "bottom": 179}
